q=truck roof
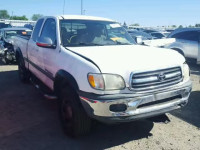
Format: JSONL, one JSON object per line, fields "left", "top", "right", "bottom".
{"left": 173, "top": 27, "right": 200, "bottom": 33}
{"left": 54, "top": 15, "right": 115, "bottom": 22}
{"left": 168, "top": 27, "right": 200, "bottom": 37}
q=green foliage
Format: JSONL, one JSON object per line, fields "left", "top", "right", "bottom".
{"left": 0, "top": 10, "right": 10, "bottom": 19}
{"left": 178, "top": 25, "right": 183, "bottom": 28}
{"left": 172, "top": 25, "right": 176, "bottom": 28}
{"left": 195, "top": 24, "right": 200, "bottom": 27}
{"left": 31, "top": 14, "right": 43, "bottom": 21}
{"left": 188, "top": 25, "right": 195, "bottom": 28}
{"left": 123, "top": 21, "right": 127, "bottom": 26}
{"left": 10, "top": 15, "right": 28, "bottom": 20}
{"left": 130, "top": 23, "right": 140, "bottom": 26}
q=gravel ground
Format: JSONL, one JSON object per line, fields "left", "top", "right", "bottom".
{"left": 0, "top": 61, "right": 199, "bottom": 150}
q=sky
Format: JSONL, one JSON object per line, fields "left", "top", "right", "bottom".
{"left": 1, "top": 0, "right": 200, "bottom": 27}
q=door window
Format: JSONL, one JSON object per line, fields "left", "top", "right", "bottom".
{"left": 32, "top": 18, "right": 44, "bottom": 42}
{"left": 40, "top": 18, "right": 57, "bottom": 46}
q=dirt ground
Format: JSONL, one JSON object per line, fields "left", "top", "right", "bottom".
{"left": 0, "top": 61, "right": 200, "bottom": 150}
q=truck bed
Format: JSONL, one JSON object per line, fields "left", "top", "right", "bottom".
{"left": 15, "top": 34, "right": 31, "bottom": 40}
{"left": 12, "top": 34, "right": 30, "bottom": 61}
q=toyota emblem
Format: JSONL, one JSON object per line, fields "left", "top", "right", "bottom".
{"left": 158, "top": 73, "right": 166, "bottom": 81}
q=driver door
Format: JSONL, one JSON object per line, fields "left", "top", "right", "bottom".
{"left": 38, "top": 18, "right": 58, "bottom": 89}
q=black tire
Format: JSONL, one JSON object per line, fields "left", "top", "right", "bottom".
{"left": 59, "top": 86, "right": 91, "bottom": 137}
{"left": 18, "top": 56, "right": 30, "bottom": 83}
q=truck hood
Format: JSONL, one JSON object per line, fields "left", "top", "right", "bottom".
{"left": 67, "top": 45, "right": 185, "bottom": 81}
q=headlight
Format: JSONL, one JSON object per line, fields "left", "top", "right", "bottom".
{"left": 183, "top": 62, "right": 190, "bottom": 81}
{"left": 88, "top": 73, "right": 125, "bottom": 90}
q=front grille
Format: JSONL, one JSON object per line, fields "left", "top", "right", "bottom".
{"left": 137, "top": 95, "right": 182, "bottom": 108}
{"left": 131, "top": 67, "right": 183, "bottom": 91}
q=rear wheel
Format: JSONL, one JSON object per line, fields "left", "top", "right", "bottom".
{"left": 18, "top": 56, "right": 30, "bottom": 83}
{"left": 59, "top": 86, "right": 91, "bottom": 137}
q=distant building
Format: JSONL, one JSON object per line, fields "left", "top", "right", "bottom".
{"left": 0, "top": 19, "right": 36, "bottom": 27}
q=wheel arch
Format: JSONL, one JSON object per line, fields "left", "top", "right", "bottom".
{"left": 171, "top": 47, "right": 185, "bottom": 57}
{"left": 54, "top": 70, "right": 79, "bottom": 96}
{"left": 15, "top": 47, "right": 23, "bottom": 62}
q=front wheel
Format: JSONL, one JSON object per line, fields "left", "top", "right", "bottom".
{"left": 59, "top": 86, "right": 91, "bottom": 137}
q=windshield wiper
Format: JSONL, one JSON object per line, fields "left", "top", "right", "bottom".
{"left": 115, "top": 41, "right": 132, "bottom": 45}
{"left": 78, "top": 42, "right": 104, "bottom": 46}
{"left": 63, "top": 42, "right": 105, "bottom": 47}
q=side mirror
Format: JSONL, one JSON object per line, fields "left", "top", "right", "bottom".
{"left": 135, "top": 36, "right": 143, "bottom": 45}
{"left": 36, "top": 37, "right": 56, "bottom": 49}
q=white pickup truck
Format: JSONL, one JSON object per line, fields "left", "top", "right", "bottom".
{"left": 13, "top": 15, "right": 192, "bottom": 137}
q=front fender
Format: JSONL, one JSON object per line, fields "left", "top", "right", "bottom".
{"left": 54, "top": 70, "right": 79, "bottom": 95}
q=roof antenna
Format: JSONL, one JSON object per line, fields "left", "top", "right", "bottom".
{"left": 63, "top": 0, "right": 65, "bottom": 15}
{"left": 81, "top": 0, "right": 83, "bottom": 15}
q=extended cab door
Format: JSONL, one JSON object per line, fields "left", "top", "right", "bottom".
{"left": 181, "top": 31, "right": 199, "bottom": 59}
{"left": 172, "top": 31, "right": 199, "bottom": 59}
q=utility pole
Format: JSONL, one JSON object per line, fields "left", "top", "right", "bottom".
{"left": 10, "top": 11, "right": 13, "bottom": 20}
{"left": 81, "top": 0, "right": 83, "bottom": 15}
{"left": 63, "top": 0, "right": 65, "bottom": 15}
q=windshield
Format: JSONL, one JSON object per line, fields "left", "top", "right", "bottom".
{"left": 60, "top": 20, "right": 135, "bottom": 47}
{"left": 5, "top": 30, "right": 32, "bottom": 39}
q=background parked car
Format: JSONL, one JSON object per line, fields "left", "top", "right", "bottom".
{"left": 0, "top": 22, "right": 12, "bottom": 29}
{"left": 0, "top": 27, "right": 32, "bottom": 64}
{"left": 127, "top": 29, "right": 153, "bottom": 41}
{"left": 150, "top": 32, "right": 166, "bottom": 39}
{"left": 142, "top": 29, "right": 158, "bottom": 34}
{"left": 166, "top": 29, "right": 175, "bottom": 33}
{"left": 161, "top": 31, "right": 170, "bottom": 37}
{"left": 166, "top": 28, "right": 200, "bottom": 63}
{"left": 24, "top": 24, "right": 34, "bottom": 30}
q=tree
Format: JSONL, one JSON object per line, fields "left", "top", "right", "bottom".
{"left": 0, "top": 10, "right": 10, "bottom": 19}
{"left": 10, "top": 15, "right": 28, "bottom": 20}
{"left": 123, "top": 21, "right": 127, "bottom": 26}
{"left": 178, "top": 25, "right": 183, "bottom": 28}
{"left": 31, "top": 14, "right": 43, "bottom": 21}
{"left": 130, "top": 23, "right": 140, "bottom": 26}
{"left": 195, "top": 24, "right": 200, "bottom": 27}
{"left": 172, "top": 25, "right": 176, "bottom": 28}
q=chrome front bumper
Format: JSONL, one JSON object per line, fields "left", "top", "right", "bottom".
{"left": 79, "top": 81, "right": 192, "bottom": 123}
